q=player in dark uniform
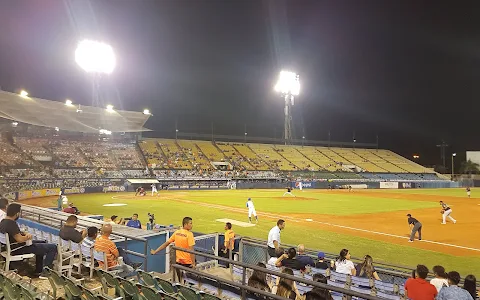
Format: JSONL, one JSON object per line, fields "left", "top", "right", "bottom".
{"left": 466, "top": 187, "right": 471, "bottom": 198}
{"left": 407, "top": 214, "right": 422, "bottom": 243}
{"left": 283, "top": 187, "right": 296, "bottom": 197}
{"left": 135, "top": 186, "right": 146, "bottom": 196}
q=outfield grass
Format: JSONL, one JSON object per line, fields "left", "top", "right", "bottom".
{"left": 58, "top": 189, "right": 479, "bottom": 275}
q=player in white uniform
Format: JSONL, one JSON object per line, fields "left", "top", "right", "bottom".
{"left": 151, "top": 184, "right": 159, "bottom": 196}
{"left": 440, "top": 201, "right": 456, "bottom": 224}
{"left": 246, "top": 198, "right": 258, "bottom": 223}
{"left": 62, "top": 195, "right": 69, "bottom": 208}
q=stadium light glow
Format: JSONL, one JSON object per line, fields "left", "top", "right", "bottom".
{"left": 75, "top": 40, "right": 116, "bottom": 74}
{"left": 143, "top": 109, "right": 151, "bottom": 115}
{"left": 65, "top": 99, "right": 73, "bottom": 107}
{"left": 54, "top": 127, "right": 60, "bottom": 132}
{"left": 413, "top": 155, "right": 420, "bottom": 159}
{"left": 99, "top": 129, "right": 112, "bottom": 135}
{"left": 274, "top": 71, "right": 300, "bottom": 96}
{"left": 19, "top": 90, "right": 29, "bottom": 98}
{"left": 452, "top": 153, "right": 457, "bottom": 157}
{"left": 12, "top": 122, "right": 18, "bottom": 127}
{"left": 106, "top": 104, "right": 114, "bottom": 112}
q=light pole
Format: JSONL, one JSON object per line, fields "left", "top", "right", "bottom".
{"left": 451, "top": 153, "right": 456, "bottom": 180}
{"left": 75, "top": 39, "right": 116, "bottom": 106}
{"left": 274, "top": 71, "right": 300, "bottom": 145}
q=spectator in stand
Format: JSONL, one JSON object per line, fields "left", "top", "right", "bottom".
{"left": 94, "top": 224, "right": 142, "bottom": 277}
{"left": 405, "top": 265, "right": 438, "bottom": 300}
{"left": 304, "top": 273, "right": 333, "bottom": 300}
{"left": 268, "top": 247, "right": 284, "bottom": 267}
{"left": 334, "top": 249, "right": 356, "bottom": 276}
{"left": 109, "top": 215, "right": 124, "bottom": 225}
{"left": 430, "top": 265, "right": 449, "bottom": 293}
{"left": 82, "top": 227, "right": 98, "bottom": 248}
{"left": 0, "top": 203, "right": 57, "bottom": 278}
{"left": 314, "top": 252, "right": 329, "bottom": 270}
{"left": 126, "top": 213, "right": 142, "bottom": 229}
{"left": 296, "top": 244, "right": 315, "bottom": 267}
{"left": 0, "top": 197, "right": 8, "bottom": 223}
{"left": 59, "top": 215, "right": 87, "bottom": 243}
{"left": 63, "top": 203, "right": 79, "bottom": 215}
{"left": 274, "top": 268, "right": 299, "bottom": 300}
{"left": 463, "top": 275, "right": 477, "bottom": 300}
{"left": 355, "top": 255, "right": 381, "bottom": 281}
{"left": 437, "top": 271, "right": 474, "bottom": 300}
{"left": 275, "top": 247, "right": 305, "bottom": 271}
{"left": 247, "top": 262, "right": 271, "bottom": 292}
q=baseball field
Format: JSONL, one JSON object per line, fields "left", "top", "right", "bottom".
{"left": 21, "top": 188, "right": 480, "bottom": 275}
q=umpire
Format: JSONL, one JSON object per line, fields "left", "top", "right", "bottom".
{"left": 407, "top": 214, "right": 422, "bottom": 243}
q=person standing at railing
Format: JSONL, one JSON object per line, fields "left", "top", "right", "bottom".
{"left": 151, "top": 217, "right": 196, "bottom": 283}
{"left": 219, "top": 222, "right": 235, "bottom": 265}
{"left": 267, "top": 219, "right": 285, "bottom": 257}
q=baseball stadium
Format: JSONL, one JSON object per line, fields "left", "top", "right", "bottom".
{"left": 0, "top": 88, "right": 478, "bottom": 299}
{"left": 2, "top": 2, "right": 480, "bottom": 299}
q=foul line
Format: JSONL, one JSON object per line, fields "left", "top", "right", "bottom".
{"left": 106, "top": 194, "right": 480, "bottom": 253}
{"left": 171, "top": 197, "right": 480, "bottom": 253}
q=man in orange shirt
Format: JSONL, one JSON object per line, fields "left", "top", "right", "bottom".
{"left": 94, "top": 224, "right": 142, "bottom": 276}
{"left": 151, "top": 217, "right": 195, "bottom": 282}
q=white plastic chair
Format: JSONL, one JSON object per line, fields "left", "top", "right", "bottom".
{"left": 56, "top": 239, "right": 75, "bottom": 277}
{"left": 0, "top": 232, "right": 35, "bottom": 271}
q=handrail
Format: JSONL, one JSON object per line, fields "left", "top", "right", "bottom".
{"left": 171, "top": 246, "right": 385, "bottom": 300}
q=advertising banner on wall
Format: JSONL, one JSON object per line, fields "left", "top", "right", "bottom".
{"left": 18, "top": 191, "right": 32, "bottom": 200}
{"left": 398, "top": 182, "right": 416, "bottom": 189}
{"left": 380, "top": 182, "right": 399, "bottom": 189}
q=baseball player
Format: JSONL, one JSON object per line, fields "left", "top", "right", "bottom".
{"left": 283, "top": 187, "right": 296, "bottom": 197}
{"left": 466, "top": 187, "right": 471, "bottom": 198}
{"left": 246, "top": 198, "right": 258, "bottom": 223}
{"left": 407, "top": 214, "right": 422, "bottom": 242}
{"left": 151, "top": 183, "right": 159, "bottom": 196}
{"left": 298, "top": 181, "right": 303, "bottom": 191}
{"left": 440, "top": 201, "right": 456, "bottom": 224}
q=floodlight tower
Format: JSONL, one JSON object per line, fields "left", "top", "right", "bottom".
{"left": 75, "top": 39, "right": 116, "bottom": 106}
{"left": 274, "top": 71, "right": 300, "bottom": 145}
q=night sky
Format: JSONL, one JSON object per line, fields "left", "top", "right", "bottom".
{"left": 1, "top": 0, "right": 480, "bottom": 167}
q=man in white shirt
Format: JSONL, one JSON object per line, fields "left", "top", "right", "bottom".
{"left": 267, "top": 219, "right": 285, "bottom": 257}
{"left": 246, "top": 198, "right": 258, "bottom": 223}
{"left": 0, "top": 197, "right": 8, "bottom": 223}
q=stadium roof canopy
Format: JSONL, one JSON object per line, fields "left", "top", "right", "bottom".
{"left": 0, "top": 91, "right": 151, "bottom": 133}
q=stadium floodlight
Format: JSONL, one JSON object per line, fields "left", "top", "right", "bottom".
{"left": 19, "top": 90, "right": 29, "bottom": 98}
{"left": 274, "top": 71, "right": 300, "bottom": 145}
{"left": 143, "top": 109, "right": 151, "bottom": 115}
{"left": 54, "top": 127, "right": 60, "bottom": 132}
{"left": 274, "top": 71, "right": 300, "bottom": 96}
{"left": 65, "top": 99, "right": 73, "bottom": 107}
{"left": 106, "top": 104, "right": 114, "bottom": 112}
{"left": 413, "top": 155, "right": 420, "bottom": 159}
{"left": 75, "top": 40, "right": 116, "bottom": 74}
{"left": 99, "top": 129, "right": 112, "bottom": 135}
{"left": 12, "top": 122, "right": 18, "bottom": 127}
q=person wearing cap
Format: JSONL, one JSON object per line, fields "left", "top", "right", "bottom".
{"left": 407, "top": 214, "right": 422, "bottom": 243}
{"left": 314, "top": 252, "right": 329, "bottom": 270}
{"left": 246, "top": 198, "right": 258, "bottom": 223}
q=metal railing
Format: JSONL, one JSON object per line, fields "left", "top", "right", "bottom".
{"left": 18, "top": 204, "right": 150, "bottom": 270}
{"left": 171, "top": 246, "right": 386, "bottom": 300}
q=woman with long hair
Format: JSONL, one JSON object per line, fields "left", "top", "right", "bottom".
{"left": 463, "top": 274, "right": 477, "bottom": 299}
{"left": 275, "top": 268, "right": 298, "bottom": 300}
{"left": 334, "top": 249, "right": 356, "bottom": 276}
{"left": 247, "top": 262, "right": 271, "bottom": 292}
{"left": 430, "top": 265, "right": 448, "bottom": 293}
{"left": 355, "top": 255, "right": 381, "bottom": 280}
